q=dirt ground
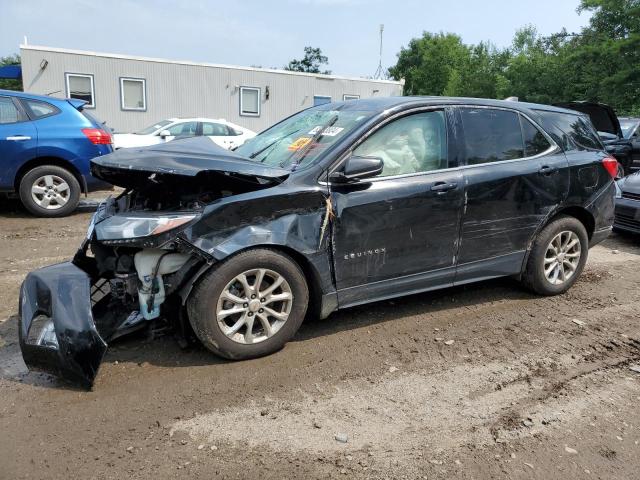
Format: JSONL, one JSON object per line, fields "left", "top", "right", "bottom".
{"left": 1, "top": 194, "right": 639, "bottom": 480}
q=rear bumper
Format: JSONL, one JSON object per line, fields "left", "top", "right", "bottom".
{"left": 19, "top": 262, "right": 107, "bottom": 388}
{"left": 614, "top": 197, "right": 640, "bottom": 234}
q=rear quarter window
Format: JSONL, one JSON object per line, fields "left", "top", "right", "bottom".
{"left": 21, "top": 99, "right": 60, "bottom": 119}
{"left": 535, "top": 111, "right": 603, "bottom": 151}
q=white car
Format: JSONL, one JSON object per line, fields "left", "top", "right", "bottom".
{"left": 113, "top": 118, "right": 255, "bottom": 150}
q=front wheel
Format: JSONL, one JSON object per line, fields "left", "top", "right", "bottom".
{"left": 18, "top": 165, "right": 81, "bottom": 217}
{"left": 187, "top": 248, "right": 309, "bottom": 360}
{"left": 522, "top": 215, "right": 589, "bottom": 295}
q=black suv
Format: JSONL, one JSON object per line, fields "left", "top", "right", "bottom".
{"left": 19, "top": 97, "right": 616, "bottom": 387}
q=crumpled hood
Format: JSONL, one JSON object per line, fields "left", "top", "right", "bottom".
{"left": 91, "top": 136, "right": 290, "bottom": 186}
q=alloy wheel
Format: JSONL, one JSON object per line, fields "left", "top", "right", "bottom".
{"left": 544, "top": 230, "right": 582, "bottom": 285}
{"left": 30, "top": 175, "right": 70, "bottom": 210}
{"left": 216, "top": 268, "right": 293, "bottom": 345}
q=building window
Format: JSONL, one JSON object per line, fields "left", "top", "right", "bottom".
{"left": 240, "top": 86, "right": 260, "bottom": 117}
{"left": 343, "top": 94, "right": 360, "bottom": 101}
{"left": 65, "top": 73, "right": 95, "bottom": 108}
{"left": 313, "top": 95, "right": 331, "bottom": 106}
{"left": 120, "top": 77, "right": 146, "bottom": 111}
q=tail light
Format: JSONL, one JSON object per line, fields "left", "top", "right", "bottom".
{"left": 602, "top": 156, "right": 619, "bottom": 179}
{"left": 82, "top": 128, "right": 112, "bottom": 145}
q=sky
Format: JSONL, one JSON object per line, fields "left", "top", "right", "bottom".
{"left": 0, "top": 0, "right": 592, "bottom": 78}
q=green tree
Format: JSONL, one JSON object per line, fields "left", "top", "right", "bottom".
{"left": 388, "top": 32, "right": 470, "bottom": 96}
{"left": 573, "top": 0, "right": 640, "bottom": 114}
{"left": 0, "top": 54, "right": 22, "bottom": 91}
{"left": 389, "top": 33, "right": 509, "bottom": 99}
{"left": 285, "top": 47, "right": 331, "bottom": 74}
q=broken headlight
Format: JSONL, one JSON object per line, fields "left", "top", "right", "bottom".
{"left": 26, "top": 315, "right": 59, "bottom": 349}
{"left": 95, "top": 214, "right": 197, "bottom": 243}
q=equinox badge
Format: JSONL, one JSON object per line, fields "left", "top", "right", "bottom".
{"left": 344, "top": 247, "right": 386, "bottom": 260}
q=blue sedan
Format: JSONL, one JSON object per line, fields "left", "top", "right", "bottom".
{"left": 0, "top": 89, "right": 112, "bottom": 216}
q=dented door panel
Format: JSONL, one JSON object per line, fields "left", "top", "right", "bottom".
{"left": 457, "top": 152, "right": 570, "bottom": 269}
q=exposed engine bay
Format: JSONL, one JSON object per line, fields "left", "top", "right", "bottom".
{"left": 19, "top": 137, "right": 294, "bottom": 387}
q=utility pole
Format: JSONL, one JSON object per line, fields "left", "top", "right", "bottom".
{"left": 374, "top": 24, "right": 384, "bottom": 79}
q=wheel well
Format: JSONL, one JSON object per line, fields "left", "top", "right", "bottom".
{"left": 222, "top": 245, "right": 325, "bottom": 321}
{"left": 552, "top": 206, "right": 595, "bottom": 239}
{"left": 265, "top": 245, "right": 324, "bottom": 320}
{"left": 14, "top": 157, "right": 85, "bottom": 193}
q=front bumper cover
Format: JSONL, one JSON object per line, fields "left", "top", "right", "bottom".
{"left": 19, "top": 262, "right": 107, "bottom": 388}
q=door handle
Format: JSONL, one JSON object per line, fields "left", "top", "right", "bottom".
{"left": 6, "top": 135, "right": 31, "bottom": 141}
{"left": 431, "top": 181, "right": 458, "bottom": 193}
{"left": 538, "top": 165, "right": 557, "bottom": 176}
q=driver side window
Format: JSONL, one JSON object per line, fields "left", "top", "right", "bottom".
{"left": 353, "top": 110, "right": 448, "bottom": 177}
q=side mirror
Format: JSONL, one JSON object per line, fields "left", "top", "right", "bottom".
{"left": 159, "top": 130, "right": 171, "bottom": 139}
{"left": 329, "top": 155, "right": 384, "bottom": 183}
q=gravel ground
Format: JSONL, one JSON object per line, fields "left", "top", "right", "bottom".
{"left": 1, "top": 194, "right": 639, "bottom": 479}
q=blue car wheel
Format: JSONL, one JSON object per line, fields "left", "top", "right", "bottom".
{"left": 19, "top": 165, "right": 81, "bottom": 217}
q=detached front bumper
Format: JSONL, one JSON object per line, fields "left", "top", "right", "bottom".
{"left": 19, "top": 262, "right": 108, "bottom": 388}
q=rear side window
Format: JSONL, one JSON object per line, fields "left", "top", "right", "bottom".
{"left": 536, "top": 111, "right": 603, "bottom": 151}
{"left": 202, "top": 122, "right": 230, "bottom": 136}
{"left": 460, "top": 108, "right": 524, "bottom": 164}
{"left": 0, "top": 97, "right": 20, "bottom": 124}
{"left": 22, "top": 99, "right": 59, "bottom": 119}
{"left": 520, "top": 116, "right": 551, "bottom": 156}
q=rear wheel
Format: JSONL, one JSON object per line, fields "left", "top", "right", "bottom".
{"left": 522, "top": 215, "right": 589, "bottom": 295}
{"left": 187, "top": 248, "right": 309, "bottom": 360}
{"left": 19, "top": 165, "right": 80, "bottom": 217}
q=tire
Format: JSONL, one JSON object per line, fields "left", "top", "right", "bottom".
{"left": 19, "top": 165, "right": 81, "bottom": 217}
{"left": 187, "top": 248, "right": 309, "bottom": 360}
{"left": 522, "top": 215, "right": 589, "bottom": 295}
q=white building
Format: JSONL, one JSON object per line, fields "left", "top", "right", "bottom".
{"left": 20, "top": 45, "right": 403, "bottom": 133}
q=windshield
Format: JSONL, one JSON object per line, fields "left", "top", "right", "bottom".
{"left": 620, "top": 119, "right": 639, "bottom": 138}
{"left": 136, "top": 120, "right": 173, "bottom": 135}
{"left": 235, "top": 106, "right": 374, "bottom": 171}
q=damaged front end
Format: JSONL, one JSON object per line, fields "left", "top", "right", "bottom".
{"left": 18, "top": 138, "right": 290, "bottom": 388}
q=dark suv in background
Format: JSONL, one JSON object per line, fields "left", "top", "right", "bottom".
{"left": 0, "top": 89, "right": 112, "bottom": 217}
{"left": 19, "top": 97, "right": 616, "bottom": 387}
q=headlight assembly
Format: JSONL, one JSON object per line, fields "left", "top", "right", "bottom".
{"left": 95, "top": 214, "right": 197, "bottom": 242}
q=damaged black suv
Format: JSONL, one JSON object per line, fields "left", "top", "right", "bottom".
{"left": 19, "top": 97, "right": 617, "bottom": 387}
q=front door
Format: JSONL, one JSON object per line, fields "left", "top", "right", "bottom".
{"left": 454, "top": 106, "right": 569, "bottom": 283}
{"left": 0, "top": 96, "right": 38, "bottom": 189}
{"left": 330, "top": 109, "right": 464, "bottom": 307}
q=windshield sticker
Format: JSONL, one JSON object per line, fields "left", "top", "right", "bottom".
{"left": 288, "top": 137, "right": 313, "bottom": 151}
{"left": 308, "top": 126, "right": 344, "bottom": 137}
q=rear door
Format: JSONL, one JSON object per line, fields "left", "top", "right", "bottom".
{"left": 454, "top": 106, "right": 569, "bottom": 284}
{"left": 0, "top": 96, "right": 37, "bottom": 190}
{"left": 201, "top": 121, "right": 233, "bottom": 149}
{"left": 331, "top": 108, "right": 464, "bottom": 306}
